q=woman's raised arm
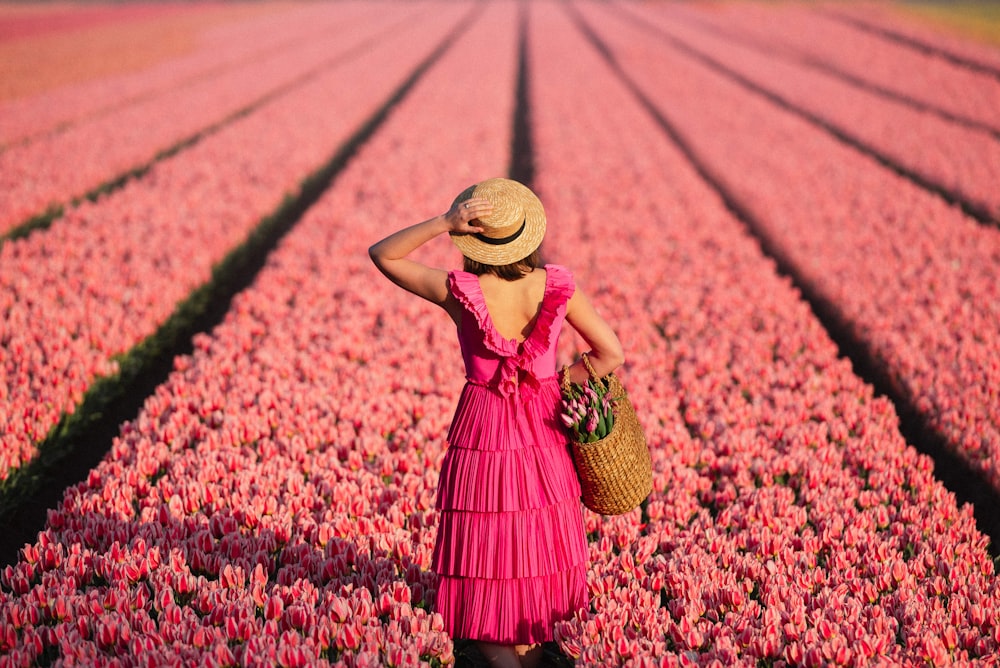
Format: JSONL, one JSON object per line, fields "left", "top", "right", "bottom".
{"left": 368, "top": 197, "right": 492, "bottom": 306}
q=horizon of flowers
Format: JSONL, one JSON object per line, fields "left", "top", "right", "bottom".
{"left": 0, "top": 3, "right": 418, "bottom": 234}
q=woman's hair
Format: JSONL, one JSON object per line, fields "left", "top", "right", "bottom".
{"left": 463, "top": 250, "right": 540, "bottom": 281}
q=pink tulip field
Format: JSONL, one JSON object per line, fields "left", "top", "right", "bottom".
{"left": 0, "top": 3, "right": 429, "bottom": 234}
{"left": 821, "top": 4, "right": 1000, "bottom": 75}
{"left": 0, "top": 3, "right": 348, "bottom": 148}
{"left": 654, "top": 4, "right": 1000, "bottom": 136}
{"left": 2, "top": 1, "right": 999, "bottom": 666}
{"left": 570, "top": 1, "right": 1000, "bottom": 495}
{"left": 0, "top": 2, "right": 470, "bottom": 479}
{"left": 617, "top": 4, "right": 1000, "bottom": 226}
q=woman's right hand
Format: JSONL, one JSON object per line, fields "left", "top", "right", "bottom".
{"left": 444, "top": 197, "right": 492, "bottom": 235}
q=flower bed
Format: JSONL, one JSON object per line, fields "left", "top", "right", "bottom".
{"left": 0, "top": 3, "right": 279, "bottom": 107}
{"left": 0, "top": 3, "right": 356, "bottom": 147}
{"left": 0, "top": 3, "right": 416, "bottom": 234}
{"left": 824, "top": 3, "right": 1000, "bottom": 73}
{"left": 531, "top": 4, "right": 998, "bottom": 664}
{"left": 574, "top": 1, "right": 1000, "bottom": 495}
{"left": 0, "top": 3, "right": 187, "bottom": 40}
{"left": 0, "top": 5, "right": 468, "bottom": 482}
{"left": 624, "top": 3, "right": 1000, "bottom": 225}
{"left": 655, "top": 3, "right": 1000, "bottom": 137}
{"left": 0, "top": 2, "right": 517, "bottom": 664}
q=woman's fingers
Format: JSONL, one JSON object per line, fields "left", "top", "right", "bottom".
{"left": 460, "top": 197, "right": 492, "bottom": 218}
{"left": 448, "top": 197, "right": 491, "bottom": 233}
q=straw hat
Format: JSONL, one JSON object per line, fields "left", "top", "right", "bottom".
{"left": 449, "top": 178, "right": 546, "bottom": 265}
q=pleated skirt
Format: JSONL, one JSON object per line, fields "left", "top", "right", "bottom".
{"left": 432, "top": 378, "right": 589, "bottom": 644}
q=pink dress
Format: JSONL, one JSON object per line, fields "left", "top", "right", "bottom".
{"left": 432, "top": 264, "right": 589, "bottom": 645}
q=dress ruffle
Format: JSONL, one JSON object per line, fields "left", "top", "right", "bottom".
{"left": 448, "top": 270, "right": 519, "bottom": 357}
{"left": 433, "top": 497, "right": 588, "bottom": 579}
{"left": 436, "top": 443, "right": 581, "bottom": 512}
{"left": 434, "top": 567, "right": 588, "bottom": 645}
{"left": 514, "top": 265, "right": 574, "bottom": 368}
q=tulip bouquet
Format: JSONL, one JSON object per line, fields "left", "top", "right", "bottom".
{"left": 561, "top": 377, "right": 617, "bottom": 443}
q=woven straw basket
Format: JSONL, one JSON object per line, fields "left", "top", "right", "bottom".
{"left": 562, "top": 355, "right": 652, "bottom": 515}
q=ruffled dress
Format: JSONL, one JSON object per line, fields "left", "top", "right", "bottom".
{"left": 432, "top": 264, "right": 589, "bottom": 645}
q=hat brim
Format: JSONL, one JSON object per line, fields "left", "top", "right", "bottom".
{"left": 450, "top": 179, "right": 546, "bottom": 265}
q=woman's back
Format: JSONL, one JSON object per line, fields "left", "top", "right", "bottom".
{"left": 477, "top": 269, "right": 548, "bottom": 342}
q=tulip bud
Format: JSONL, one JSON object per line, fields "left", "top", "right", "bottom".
{"left": 338, "top": 623, "right": 361, "bottom": 651}
{"left": 330, "top": 597, "right": 350, "bottom": 624}
{"left": 265, "top": 595, "right": 283, "bottom": 621}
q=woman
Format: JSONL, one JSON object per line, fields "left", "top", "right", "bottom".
{"left": 369, "top": 178, "right": 623, "bottom": 667}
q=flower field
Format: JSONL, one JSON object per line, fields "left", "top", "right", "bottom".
{"left": 622, "top": 3, "right": 1000, "bottom": 225}
{"left": 0, "top": 2, "right": 280, "bottom": 104}
{"left": 0, "top": 2, "right": 468, "bottom": 479}
{"left": 0, "top": 2, "right": 423, "bottom": 234}
{"left": 572, "top": 0, "right": 1000, "bottom": 494}
{"left": 2, "top": 1, "right": 999, "bottom": 666}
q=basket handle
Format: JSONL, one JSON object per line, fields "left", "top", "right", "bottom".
{"left": 580, "top": 351, "right": 600, "bottom": 381}
{"left": 560, "top": 351, "right": 601, "bottom": 394}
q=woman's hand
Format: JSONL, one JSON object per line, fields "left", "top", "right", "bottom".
{"left": 444, "top": 197, "right": 492, "bottom": 235}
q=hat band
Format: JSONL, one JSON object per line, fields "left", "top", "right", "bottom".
{"left": 474, "top": 218, "right": 526, "bottom": 246}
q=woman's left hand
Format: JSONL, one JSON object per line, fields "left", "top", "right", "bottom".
{"left": 444, "top": 197, "right": 492, "bottom": 235}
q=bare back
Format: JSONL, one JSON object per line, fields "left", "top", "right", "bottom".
{"left": 476, "top": 268, "right": 548, "bottom": 343}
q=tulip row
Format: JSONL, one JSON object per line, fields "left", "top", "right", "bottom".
{"left": 0, "top": 2, "right": 416, "bottom": 234}
{"left": 652, "top": 3, "right": 1000, "bottom": 137}
{"left": 0, "top": 1, "right": 518, "bottom": 665}
{"left": 822, "top": 3, "right": 1000, "bottom": 74}
{"left": 0, "top": 5, "right": 469, "bottom": 482}
{"left": 0, "top": 3, "right": 320, "bottom": 147}
{"left": 576, "top": 2, "right": 1000, "bottom": 494}
{"left": 0, "top": 3, "right": 187, "bottom": 40}
{"left": 622, "top": 3, "right": 1000, "bottom": 226}
{"left": 529, "top": 4, "right": 1000, "bottom": 664}
{"left": 0, "top": 3, "right": 239, "bottom": 109}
